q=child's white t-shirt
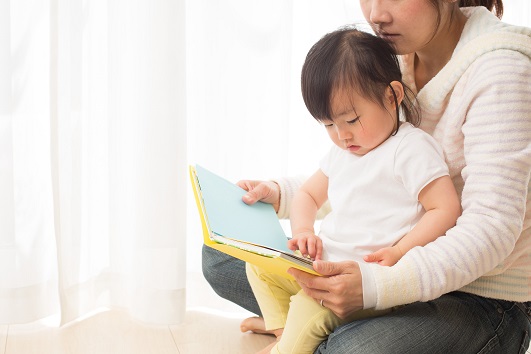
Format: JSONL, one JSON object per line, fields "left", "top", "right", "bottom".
{"left": 319, "top": 123, "right": 449, "bottom": 262}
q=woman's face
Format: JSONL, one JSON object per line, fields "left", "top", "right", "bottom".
{"left": 360, "top": 0, "right": 441, "bottom": 55}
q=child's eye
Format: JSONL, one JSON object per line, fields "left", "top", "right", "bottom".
{"left": 323, "top": 122, "right": 334, "bottom": 128}
{"left": 347, "top": 117, "right": 360, "bottom": 124}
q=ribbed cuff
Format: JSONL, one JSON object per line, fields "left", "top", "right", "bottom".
{"left": 358, "top": 261, "right": 377, "bottom": 309}
{"left": 271, "top": 176, "right": 306, "bottom": 219}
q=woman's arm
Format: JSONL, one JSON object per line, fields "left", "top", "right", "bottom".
{"left": 371, "top": 49, "right": 531, "bottom": 308}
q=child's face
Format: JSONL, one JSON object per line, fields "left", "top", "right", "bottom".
{"left": 323, "top": 89, "right": 396, "bottom": 156}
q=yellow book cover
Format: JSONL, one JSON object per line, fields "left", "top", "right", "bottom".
{"left": 189, "top": 164, "right": 319, "bottom": 279}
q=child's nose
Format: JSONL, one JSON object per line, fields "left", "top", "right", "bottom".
{"left": 336, "top": 126, "right": 352, "bottom": 140}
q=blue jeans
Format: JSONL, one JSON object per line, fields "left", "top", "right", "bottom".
{"left": 202, "top": 245, "right": 531, "bottom": 353}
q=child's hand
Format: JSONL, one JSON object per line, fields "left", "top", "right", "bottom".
{"left": 363, "top": 246, "right": 402, "bottom": 266}
{"left": 288, "top": 232, "right": 323, "bottom": 261}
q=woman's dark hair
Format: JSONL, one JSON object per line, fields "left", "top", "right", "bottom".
{"left": 458, "top": 0, "right": 503, "bottom": 18}
{"left": 430, "top": 0, "right": 503, "bottom": 29}
{"left": 426, "top": 1, "right": 503, "bottom": 48}
{"left": 301, "top": 27, "right": 419, "bottom": 135}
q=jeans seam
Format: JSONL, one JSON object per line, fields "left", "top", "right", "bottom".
{"left": 515, "top": 302, "right": 531, "bottom": 323}
{"left": 518, "top": 329, "right": 529, "bottom": 354}
{"left": 476, "top": 333, "right": 499, "bottom": 354}
{"left": 477, "top": 300, "right": 512, "bottom": 353}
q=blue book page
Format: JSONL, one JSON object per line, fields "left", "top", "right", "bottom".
{"left": 195, "top": 165, "right": 291, "bottom": 253}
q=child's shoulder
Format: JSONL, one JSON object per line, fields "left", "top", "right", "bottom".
{"left": 395, "top": 123, "right": 444, "bottom": 158}
{"left": 397, "top": 123, "right": 435, "bottom": 143}
{"left": 397, "top": 122, "right": 426, "bottom": 135}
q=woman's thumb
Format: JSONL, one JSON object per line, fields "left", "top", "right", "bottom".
{"left": 313, "top": 260, "right": 343, "bottom": 276}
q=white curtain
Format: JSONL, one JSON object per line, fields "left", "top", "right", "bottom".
{"left": 1, "top": 0, "right": 186, "bottom": 325}
{"left": 504, "top": 1, "right": 531, "bottom": 27}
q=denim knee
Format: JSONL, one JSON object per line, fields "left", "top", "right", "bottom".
{"left": 201, "top": 244, "right": 262, "bottom": 315}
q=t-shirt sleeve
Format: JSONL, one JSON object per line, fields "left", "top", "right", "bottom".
{"left": 319, "top": 145, "right": 338, "bottom": 177}
{"left": 394, "top": 130, "right": 449, "bottom": 199}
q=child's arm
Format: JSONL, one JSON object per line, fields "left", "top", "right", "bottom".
{"left": 364, "top": 175, "right": 461, "bottom": 266}
{"left": 288, "top": 169, "right": 329, "bottom": 261}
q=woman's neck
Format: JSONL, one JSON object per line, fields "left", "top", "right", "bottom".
{"left": 414, "top": 10, "right": 467, "bottom": 91}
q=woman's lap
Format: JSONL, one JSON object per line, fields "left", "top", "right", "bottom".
{"left": 202, "top": 244, "right": 262, "bottom": 315}
{"left": 316, "top": 292, "right": 530, "bottom": 353}
{"left": 202, "top": 246, "right": 531, "bottom": 353}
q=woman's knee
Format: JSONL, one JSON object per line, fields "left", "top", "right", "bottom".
{"left": 201, "top": 245, "right": 244, "bottom": 288}
{"left": 201, "top": 245, "right": 222, "bottom": 284}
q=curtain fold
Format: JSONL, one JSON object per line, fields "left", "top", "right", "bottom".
{"left": 1, "top": 0, "right": 59, "bottom": 324}
{"left": 1, "top": 0, "right": 187, "bottom": 325}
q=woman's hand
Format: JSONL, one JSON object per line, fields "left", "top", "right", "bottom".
{"left": 288, "top": 260, "right": 364, "bottom": 319}
{"left": 236, "top": 180, "right": 281, "bottom": 213}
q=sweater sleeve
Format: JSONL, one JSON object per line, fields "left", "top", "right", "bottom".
{"left": 371, "top": 50, "right": 531, "bottom": 308}
{"left": 272, "top": 176, "right": 306, "bottom": 220}
{"left": 273, "top": 177, "right": 332, "bottom": 220}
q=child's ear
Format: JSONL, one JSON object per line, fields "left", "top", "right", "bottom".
{"left": 387, "top": 81, "right": 404, "bottom": 109}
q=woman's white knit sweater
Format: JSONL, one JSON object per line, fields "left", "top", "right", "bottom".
{"left": 275, "top": 7, "right": 531, "bottom": 308}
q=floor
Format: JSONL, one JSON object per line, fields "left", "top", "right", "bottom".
{"left": 1, "top": 273, "right": 529, "bottom": 354}
{"left": 0, "top": 272, "right": 275, "bottom": 354}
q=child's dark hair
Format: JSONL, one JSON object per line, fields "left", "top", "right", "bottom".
{"left": 301, "top": 27, "right": 419, "bottom": 135}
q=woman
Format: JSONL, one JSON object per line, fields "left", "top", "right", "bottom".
{"left": 202, "top": 1, "right": 531, "bottom": 352}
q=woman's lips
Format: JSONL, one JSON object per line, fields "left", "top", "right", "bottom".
{"left": 377, "top": 31, "right": 399, "bottom": 42}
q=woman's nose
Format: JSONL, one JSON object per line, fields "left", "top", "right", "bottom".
{"left": 367, "top": 0, "right": 391, "bottom": 26}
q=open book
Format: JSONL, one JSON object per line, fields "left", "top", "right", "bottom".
{"left": 189, "top": 164, "right": 319, "bottom": 279}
